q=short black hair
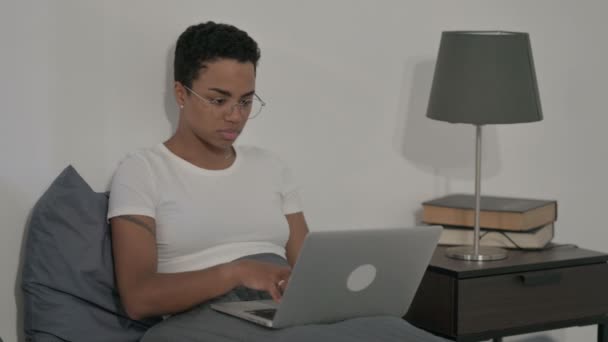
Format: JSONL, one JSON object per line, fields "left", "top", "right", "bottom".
{"left": 174, "top": 22, "right": 261, "bottom": 88}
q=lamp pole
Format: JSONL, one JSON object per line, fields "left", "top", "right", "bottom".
{"left": 474, "top": 125, "right": 482, "bottom": 257}
{"left": 445, "top": 125, "right": 507, "bottom": 261}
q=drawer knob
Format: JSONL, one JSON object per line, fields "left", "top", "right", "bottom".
{"left": 519, "top": 272, "right": 562, "bottom": 286}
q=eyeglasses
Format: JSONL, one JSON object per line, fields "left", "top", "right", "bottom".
{"left": 183, "top": 85, "right": 266, "bottom": 120}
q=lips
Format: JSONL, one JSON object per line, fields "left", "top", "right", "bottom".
{"left": 218, "top": 129, "right": 240, "bottom": 141}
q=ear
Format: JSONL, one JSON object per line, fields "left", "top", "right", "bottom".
{"left": 174, "top": 81, "right": 186, "bottom": 109}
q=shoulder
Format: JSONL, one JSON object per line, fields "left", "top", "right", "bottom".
{"left": 113, "top": 144, "right": 166, "bottom": 178}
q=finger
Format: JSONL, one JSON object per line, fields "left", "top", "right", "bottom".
{"left": 278, "top": 279, "right": 288, "bottom": 292}
{"left": 268, "top": 284, "right": 282, "bottom": 302}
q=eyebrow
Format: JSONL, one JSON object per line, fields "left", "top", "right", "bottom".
{"left": 208, "top": 87, "right": 255, "bottom": 98}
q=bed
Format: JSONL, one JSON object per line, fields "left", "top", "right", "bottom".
{"left": 21, "top": 166, "right": 448, "bottom": 342}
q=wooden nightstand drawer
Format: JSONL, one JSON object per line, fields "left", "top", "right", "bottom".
{"left": 406, "top": 247, "right": 608, "bottom": 341}
{"left": 457, "top": 263, "right": 608, "bottom": 334}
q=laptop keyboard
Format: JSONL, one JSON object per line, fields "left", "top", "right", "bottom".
{"left": 247, "top": 308, "right": 277, "bottom": 320}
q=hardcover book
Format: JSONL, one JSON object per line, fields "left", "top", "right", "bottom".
{"left": 422, "top": 194, "right": 557, "bottom": 231}
{"left": 437, "top": 223, "right": 554, "bottom": 249}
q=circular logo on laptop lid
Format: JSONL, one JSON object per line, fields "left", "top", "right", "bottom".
{"left": 346, "top": 264, "right": 377, "bottom": 292}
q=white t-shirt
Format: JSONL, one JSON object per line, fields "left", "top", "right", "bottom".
{"left": 107, "top": 143, "right": 302, "bottom": 273}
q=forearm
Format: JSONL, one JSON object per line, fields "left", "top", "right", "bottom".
{"left": 285, "top": 212, "right": 309, "bottom": 267}
{"left": 122, "top": 262, "right": 239, "bottom": 319}
{"left": 285, "top": 239, "right": 303, "bottom": 267}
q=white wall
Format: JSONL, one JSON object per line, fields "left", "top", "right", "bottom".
{"left": 2, "top": 1, "right": 607, "bottom": 341}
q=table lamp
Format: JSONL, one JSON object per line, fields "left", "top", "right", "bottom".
{"left": 426, "top": 31, "right": 543, "bottom": 261}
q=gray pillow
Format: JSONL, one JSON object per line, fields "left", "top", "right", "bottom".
{"left": 21, "top": 165, "right": 159, "bottom": 341}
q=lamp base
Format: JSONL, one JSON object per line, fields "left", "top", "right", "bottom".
{"left": 445, "top": 246, "right": 508, "bottom": 261}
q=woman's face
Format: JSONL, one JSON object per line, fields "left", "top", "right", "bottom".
{"left": 179, "top": 59, "right": 256, "bottom": 151}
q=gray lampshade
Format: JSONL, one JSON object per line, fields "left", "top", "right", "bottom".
{"left": 427, "top": 31, "right": 543, "bottom": 124}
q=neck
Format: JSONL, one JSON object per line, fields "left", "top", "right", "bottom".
{"left": 223, "top": 147, "right": 235, "bottom": 160}
{"left": 164, "top": 134, "right": 235, "bottom": 170}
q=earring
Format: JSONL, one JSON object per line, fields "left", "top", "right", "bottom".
{"left": 179, "top": 104, "right": 184, "bottom": 109}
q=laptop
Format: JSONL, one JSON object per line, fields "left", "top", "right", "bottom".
{"left": 210, "top": 225, "right": 442, "bottom": 329}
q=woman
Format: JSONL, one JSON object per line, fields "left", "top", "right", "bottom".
{"left": 109, "top": 21, "right": 447, "bottom": 342}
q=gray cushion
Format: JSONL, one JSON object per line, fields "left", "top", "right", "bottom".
{"left": 21, "top": 165, "right": 159, "bottom": 341}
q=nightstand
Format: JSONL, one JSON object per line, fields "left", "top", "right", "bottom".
{"left": 405, "top": 245, "right": 608, "bottom": 342}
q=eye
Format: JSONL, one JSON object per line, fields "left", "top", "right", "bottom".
{"left": 239, "top": 98, "right": 253, "bottom": 107}
{"left": 209, "top": 98, "right": 227, "bottom": 106}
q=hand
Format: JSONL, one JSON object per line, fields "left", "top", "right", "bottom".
{"left": 277, "top": 278, "right": 289, "bottom": 294}
{"left": 230, "top": 259, "right": 291, "bottom": 302}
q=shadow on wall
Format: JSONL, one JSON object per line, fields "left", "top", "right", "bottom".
{"left": 14, "top": 211, "right": 32, "bottom": 342}
{"left": 393, "top": 58, "right": 502, "bottom": 197}
{"left": 164, "top": 43, "right": 179, "bottom": 134}
{"left": 5, "top": 180, "right": 32, "bottom": 342}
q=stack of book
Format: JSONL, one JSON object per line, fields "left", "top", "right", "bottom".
{"left": 422, "top": 194, "right": 558, "bottom": 250}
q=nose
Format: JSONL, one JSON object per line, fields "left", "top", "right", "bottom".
{"left": 223, "top": 103, "right": 243, "bottom": 122}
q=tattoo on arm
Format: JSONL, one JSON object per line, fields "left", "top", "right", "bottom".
{"left": 115, "top": 215, "right": 156, "bottom": 236}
